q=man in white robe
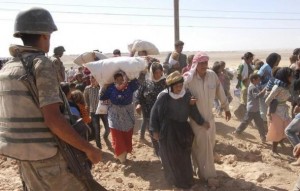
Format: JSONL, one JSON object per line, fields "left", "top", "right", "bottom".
{"left": 184, "top": 51, "right": 231, "bottom": 180}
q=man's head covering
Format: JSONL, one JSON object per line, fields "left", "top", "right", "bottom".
{"left": 166, "top": 71, "right": 183, "bottom": 86}
{"left": 192, "top": 51, "right": 209, "bottom": 63}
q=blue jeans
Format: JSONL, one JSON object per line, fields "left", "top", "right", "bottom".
{"left": 285, "top": 113, "right": 300, "bottom": 146}
{"left": 236, "top": 111, "right": 265, "bottom": 138}
{"left": 91, "top": 113, "right": 110, "bottom": 148}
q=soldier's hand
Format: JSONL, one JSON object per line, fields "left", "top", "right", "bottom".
{"left": 86, "top": 147, "right": 102, "bottom": 164}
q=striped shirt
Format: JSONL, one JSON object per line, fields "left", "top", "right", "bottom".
{"left": 83, "top": 85, "right": 100, "bottom": 113}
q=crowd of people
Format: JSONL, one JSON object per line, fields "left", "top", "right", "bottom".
{"left": 2, "top": 6, "right": 300, "bottom": 191}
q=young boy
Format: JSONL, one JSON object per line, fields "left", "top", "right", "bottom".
{"left": 233, "top": 73, "right": 266, "bottom": 142}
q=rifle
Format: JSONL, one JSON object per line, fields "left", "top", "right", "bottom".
{"left": 17, "top": 49, "right": 107, "bottom": 191}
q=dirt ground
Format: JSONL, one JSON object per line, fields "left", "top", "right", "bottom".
{"left": 1, "top": 49, "right": 299, "bottom": 191}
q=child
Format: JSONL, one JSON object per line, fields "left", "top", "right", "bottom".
{"left": 233, "top": 73, "right": 266, "bottom": 142}
{"left": 220, "top": 61, "right": 233, "bottom": 104}
{"left": 168, "top": 51, "right": 180, "bottom": 73}
{"left": 253, "top": 59, "right": 264, "bottom": 74}
{"left": 289, "top": 54, "right": 299, "bottom": 71}
{"left": 182, "top": 54, "right": 194, "bottom": 74}
{"left": 212, "top": 62, "right": 224, "bottom": 116}
{"left": 71, "top": 90, "right": 91, "bottom": 124}
{"left": 212, "top": 61, "right": 233, "bottom": 116}
{"left": 60, "top": 82, "right": 80, "bottom": 117}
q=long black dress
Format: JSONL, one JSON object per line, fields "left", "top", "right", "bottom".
{"left": 150, "top": 90, "right": 205, "bottom": 189}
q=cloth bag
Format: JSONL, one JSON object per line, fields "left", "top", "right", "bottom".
{"left": 74, "top": 51, "right": 107, "bottom": 66}
{"left": 84, "top": 56, "right": 147, "bottom": 86}
{"left": 95, "top": 101, "right": 108, "bottom": 114}
{"left": 128, "top": 40, "right": 159, "bottom": 55}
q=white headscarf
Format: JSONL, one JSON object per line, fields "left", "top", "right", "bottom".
{"left": 148, "top": 64, "right": 165, "bottom": 82}
{"left": 159, "top": 87, "right": 186, "bottom": 100}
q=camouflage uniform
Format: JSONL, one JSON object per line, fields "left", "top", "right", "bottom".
{"left": 49, "top": 55, "right": 65, "bottom": 82}
{"left": 0, "top": 45, "right": 87, "bottom": 191}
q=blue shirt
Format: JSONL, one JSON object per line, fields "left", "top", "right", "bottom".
{"left": 100, "top": 79, "right": 139, "bottom": 105}
{"left": 258, "top": 63, "right": 272, "bottom": 86}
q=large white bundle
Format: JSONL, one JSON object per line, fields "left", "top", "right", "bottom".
{"left": 128, "top": 40, "right": 159, "bottom": 55}
{"left": 85, "top": 56, "right": 147, "bottom": 86}
{"left": 73, "top": 51, "right": 107, "bottom": 66}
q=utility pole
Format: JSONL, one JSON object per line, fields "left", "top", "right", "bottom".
{"left": 174, "top": 0, "right": 180, "bottom": 42}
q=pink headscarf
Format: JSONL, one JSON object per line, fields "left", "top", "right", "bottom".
{"left": 192, "top": 51, "right": 209, "bottom": 64}
{"left": 183, "top": 51, "right": 209, "bottom": 84}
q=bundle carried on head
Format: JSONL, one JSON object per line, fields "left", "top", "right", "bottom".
{"left": 84, "top": 56, "right": 147, "bottom": 86}
{"left": 73, "top": 51, "right": 107, "bottom": 65}
{"left": 128, "top": 40, "right": 159, "bottom": 55}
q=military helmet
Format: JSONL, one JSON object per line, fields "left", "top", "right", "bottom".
{"left": 54, "top": 46, "right": 65, "bottom": 55}
{"left": 14, "top": 7, "right": 57, "bottom": 38}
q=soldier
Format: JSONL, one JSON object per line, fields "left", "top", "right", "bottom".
{"left": 50, "top": 45, "right": 66, "bottom": 82}
{"left": 0, "top": 7, "right": 102, "bottom": 190}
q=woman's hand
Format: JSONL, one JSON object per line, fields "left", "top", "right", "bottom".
{"left": 189, "top": 97, "right": 197, "bottom": 105}
{"left": 135, "top": 104, "right": 142, "bottom": 115}
{"left": 153, "top": 132, "right": 159, "bottom": 141}
{"left": 202, "top": 121, "right": 210, "bottom": 130}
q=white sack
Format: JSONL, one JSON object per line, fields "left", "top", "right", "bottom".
{"left": 85, "top": 56, "right": 147, "bottom": 86}
{"left": 128, "top": 40, "right": 159, "bottom": 55}
{"left": 73, "top": 51, "right": 107, "bottom": 66}
{"left": 95, "top": 101, "right": 108, "bottom": 114}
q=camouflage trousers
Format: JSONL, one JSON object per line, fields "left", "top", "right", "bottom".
{"left": 19, "top": 151, "right": 87, "bottom": 191}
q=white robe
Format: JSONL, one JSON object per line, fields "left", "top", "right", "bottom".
{"left": 186, "top": 69, "right": 229, "bottom": 180}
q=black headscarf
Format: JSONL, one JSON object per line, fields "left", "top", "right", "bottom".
{"left": 266, "top": 53, "right": 281, "bottom": 68}
{"left": 274, "top": 67, "right": 293, "bottom": 85}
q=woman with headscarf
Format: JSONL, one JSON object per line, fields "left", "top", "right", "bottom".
{"left": 265, "top": 67, "right": 292, "bottom": 154}
{"left": 150, "top": 71, "right": 208, "bottom": 189}
{"left": 258, "top": 53, "right": 281, "bottom": 122}
{"left": 100, "top": 71, "right": 139, "bottom": 163}
{"left": 234, "top": 52, "right": 255, "bottom": 121}
{"left": 135, "top": 62, "right": 166, "bottom": 155}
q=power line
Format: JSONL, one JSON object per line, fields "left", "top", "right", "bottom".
{"left": 1, "top": 1, "right": 300, "bottom": 15}
{"left": 1, "top": 18, "right": 300, "bottom": 29}
{"left": 1, "top": 8, "right": 300, "bottom": 21}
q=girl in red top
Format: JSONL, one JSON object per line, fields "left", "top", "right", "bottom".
{"left": 71, "top": 90, "right": 91, "bottom": 124}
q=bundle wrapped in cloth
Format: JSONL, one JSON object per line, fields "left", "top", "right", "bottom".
{"left": 84, "top": 56, "right": 147, "bottom": 86}
{"left": 73, "top": 51, "right": 107, "bottom": 66}
{"left": 128, "top": 40, "right": 159, "bottom": 55}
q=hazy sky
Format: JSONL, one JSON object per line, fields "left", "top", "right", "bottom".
{"left": 0, "top": 0, "right": 299, "bottom": 57}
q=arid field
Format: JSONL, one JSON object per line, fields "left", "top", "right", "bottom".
{"left": 1, "top": 49, "right": 298, "bottom": 191}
